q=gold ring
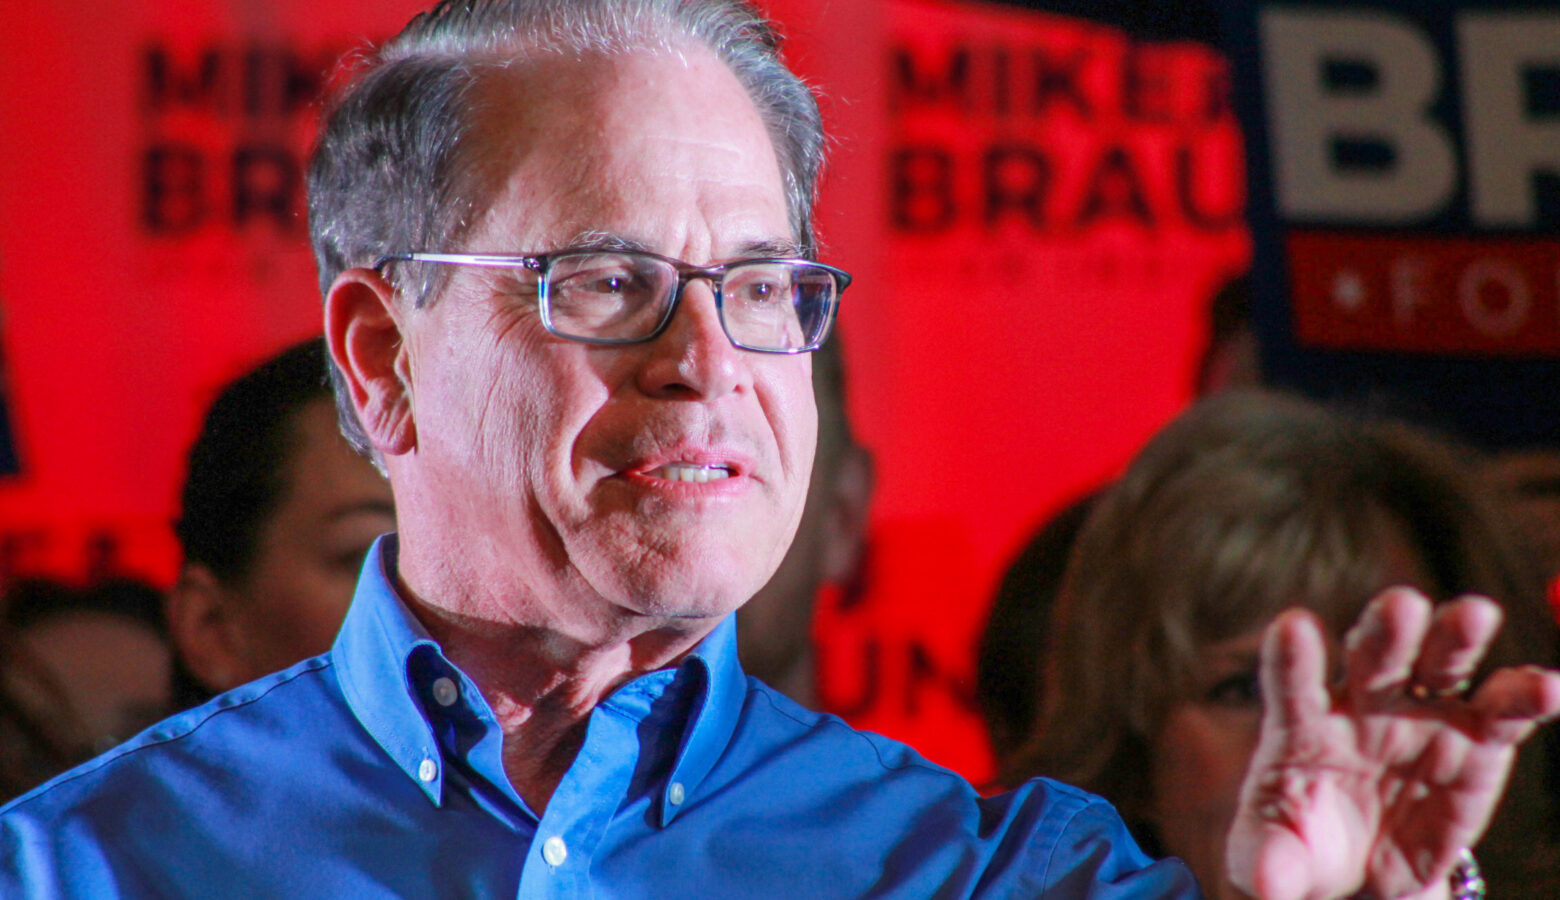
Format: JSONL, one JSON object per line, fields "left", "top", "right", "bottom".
{"left": 1409, "top": 677, "right": 1471, "bottom": 701}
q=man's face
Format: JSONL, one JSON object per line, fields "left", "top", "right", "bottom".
{"left": 388, "top": 47, "right": 816, "bottom": 631}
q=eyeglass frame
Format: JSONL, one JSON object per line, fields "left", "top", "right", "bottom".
{"left": 373, "top": 249, "right": 851, "bottom": 355}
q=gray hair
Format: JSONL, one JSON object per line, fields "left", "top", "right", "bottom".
{"left": 307, "top": 0, "right": 827, "bottom": 457}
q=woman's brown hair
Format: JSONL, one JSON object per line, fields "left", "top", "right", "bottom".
{"left": 1003, "top": 390, "right": 1552, "bottom": 848}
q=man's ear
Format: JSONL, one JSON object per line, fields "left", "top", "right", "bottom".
{"left": 165, "top": 564, "right": 248, "bottom": 694}
{"left": 325, "top": 268, "right": 416, "bottom": 457}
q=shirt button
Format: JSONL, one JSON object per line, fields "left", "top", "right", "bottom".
{"left": 418, "top": 758, "right": 438, "bottom": 782}
{"left": 668, "top": 782, "right": 686, "bottom": 806}
{"left": 542, "top": 835, "right": 568, "bottom": 867}
{"left": 431, "top": 676, "right": 459, "bottom": 707}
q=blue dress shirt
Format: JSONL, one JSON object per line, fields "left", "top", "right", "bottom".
{"left": 0, "top": 537, "right": 1198, "bottom": 898}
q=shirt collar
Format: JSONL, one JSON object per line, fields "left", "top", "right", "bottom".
{"left": 659, "top": 612, "right": 746, "bottom": 826}
{"left": 334, "top": 535, "right": 750, "bottom": 821}
{"left": 334, "top": 535, "right": 448, "bottom": 805}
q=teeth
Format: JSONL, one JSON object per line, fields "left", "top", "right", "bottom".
{"left": 649, "top": 463, "right": 732, "bottom": 484}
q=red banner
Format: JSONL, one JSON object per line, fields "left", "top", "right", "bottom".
{"left": 0, "top": 0, "right": 427, "bottom": 583}
{"left": 4, "top": 0, "right": 1247, "bottom": 781}
{"left": 1289, "top": 231, "right": 1560, "bottom": 355}
{"left": 791, "top": 0, "right": 1249, "bottom": 779}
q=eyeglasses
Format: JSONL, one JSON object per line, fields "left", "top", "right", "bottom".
{"left": 375, "top": 249, "right": 850, "bottom": 354}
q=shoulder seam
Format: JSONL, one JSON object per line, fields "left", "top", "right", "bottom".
{"left": 1039, "top": 791, "right": 1112, "bottom": 891}
{"left": 749, "top": 686, "right": 957, "bottom": 778}
{"left": 7, "top": 657, "right": 335, "bottom": 805}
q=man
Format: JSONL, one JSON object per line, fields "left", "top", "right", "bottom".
{"left": 2, "top": 2, "right": 1555, "bottom": 897}
{"left": 166, "top": 338, "right": 396, "bottom": 707}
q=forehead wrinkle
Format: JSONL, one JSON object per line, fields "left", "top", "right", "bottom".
{"left": 463, "top": 136, "right": 604, "bottom": 250}
{"left": 457, "top": 60, "right": 615, "bottom": 245}
{"left": 555, "top": 231, "right": 802, "bottom": 262}
{"left": 460, "top": 47, "right": 791, "bottom": 259}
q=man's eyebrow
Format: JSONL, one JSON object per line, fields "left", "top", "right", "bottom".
{"left": 556, "top": 232, "right": 807, "bottom": 260}
{"left": 560, "top": 230, "right": 650, "bottom": 253}
{"left": 737, "top": 238, "right": 807, "bottom": 259}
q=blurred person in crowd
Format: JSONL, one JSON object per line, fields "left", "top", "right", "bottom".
{"left": 1483, "top": 448, "right": 1560, "bottom": 599}
{"left": 4, "top": 2, "right": 1558, "bottom": 896}
{"left": 0, "top": 622, "right": 79, "bottom": 803}
{"left": 738, "top": 337, "right": 872, "bottom": 705}
{"left": 2, "top": 578, "right": 173, "bottom": 797}
{"left": 166, "top": 338, "right": 395, "bottom": 706}
{"left": 976, "top": 492, "right": 1096, "bottom": 762}
{"left": 980, "top": 271, "right": 1257, "bottom": 758}
{"left": 1003, "top": 389, "right": 1560, "bottom": 899}
{"left": 1192, "top": 273, "right": 1260, "bottom": 397}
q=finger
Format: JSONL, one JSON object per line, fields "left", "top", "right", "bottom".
{"left": 1409, "top": 595, "right": 1502, "bottom": 699}
{"left": 1245, "top": 834, "right": 1316, "bottom": 900}
{"left": 1466, "top": 665, "right": 1560, "bottom": 745}
{"left": 1261, "top": 609, "right": 1331, "bottom": 730}
{"left": 1343, "top": 587, "right": 1433, "bottom": 704}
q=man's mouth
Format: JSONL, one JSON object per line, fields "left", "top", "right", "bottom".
{"left": 645, "top": 463, "right": 734, "bottom": 484}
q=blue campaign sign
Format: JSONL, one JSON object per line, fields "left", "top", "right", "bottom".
{"left": 1223, "top": 0, "right": 1560, "bottom": 449}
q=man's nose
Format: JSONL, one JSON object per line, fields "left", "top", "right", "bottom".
{"left": 633, "top": 278, "right": 746, "bottom": 400}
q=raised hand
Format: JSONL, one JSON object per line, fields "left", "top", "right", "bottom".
{"left": 1226, "top": 588, "right": 1560, "bottom": 900}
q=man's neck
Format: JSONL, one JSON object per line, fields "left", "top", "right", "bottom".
{"left": 396, "top": 570, "right": 713, "bottom": 812}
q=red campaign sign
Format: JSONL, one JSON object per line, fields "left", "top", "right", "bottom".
{"left": 1289, "top": 231, "right": 1560, "bottom": 356}
{"left": 3, "top": 0, "right": 1246, "bottom": 784}
{"left": 0, "top": 0, "right": 427, "bottom": 585}
{"left": 792, "top": 0, "right": 1249, "bottom": 780}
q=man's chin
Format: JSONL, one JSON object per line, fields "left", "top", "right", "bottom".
{"left": 623, "top": 586, "right": 750, "bottom": 623}
{"left": 608, "top": 569, "right": 764, "bottom": 624}
{"left": 570, "top": 527, "right": 786, "bottom": 622}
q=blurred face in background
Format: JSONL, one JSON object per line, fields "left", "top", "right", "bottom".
{"left": 1148, "top": 628, "right": 1265, "bottom": 900}
{"left": 1483, "top": 449, "right": 1560, "bottom": 589}
{"left": 11, "top": 611, "right": 172, "bottom": 753}
{"left": 1146, "top": 523, "right": 1436, "bottom": 900}
{"left": 174, "top": 398, "right": 395, "bottom": 692}
{"left": 226, "top": 399, "right": 396, "bottom": 677}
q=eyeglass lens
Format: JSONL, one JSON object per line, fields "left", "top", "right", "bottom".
{"left": 543, "top": 252, "right": 834, "bottom": 351}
